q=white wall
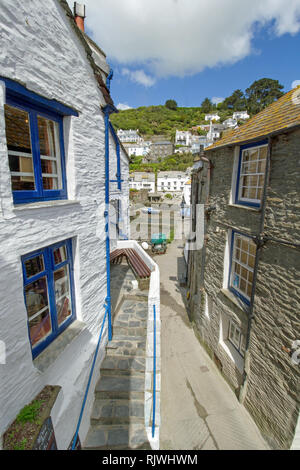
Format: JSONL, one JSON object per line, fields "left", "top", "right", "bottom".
{"left": 157, "top": 175, "right": 189, "bottom": 192}
{"left": 0, "top": 0, "right": 128, "bottom": 449}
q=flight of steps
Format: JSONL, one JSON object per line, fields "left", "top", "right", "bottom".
{"left": 84, "top": 299, "right": 151, "bottom": 450}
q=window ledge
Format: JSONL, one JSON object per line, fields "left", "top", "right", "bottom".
{"left": 14, "top": 200, "right": 81, "bottom": 212}
{"left": 219, "top": 339, "right": 245, "bottom": 374}
{"left": 220, "top": 288, "right": 250, "bottom": 317}
{"left": 33, "top": 320, "right": 87, "bottom": 373}
{"left": 228, "top": 203, "right": 261, "bottom": 212}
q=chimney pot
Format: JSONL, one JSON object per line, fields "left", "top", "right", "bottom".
{"left": 74, "top": 2, "right": 86, "bottom": 32}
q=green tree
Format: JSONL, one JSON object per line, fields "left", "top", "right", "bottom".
{"left": 165, "top": 99, "right": 178, "bottom": 110}
{"left": 201, "top": 97, "right": 213, "bottom": 114}
{"left": 222, "top": 89, "right": 246, "bottom": 111}
{"left": 245, "top": 78, "right": 284, "bottom": 114}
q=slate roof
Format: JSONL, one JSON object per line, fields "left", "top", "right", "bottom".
{"left": 206, "top": 86, "right": 300, "bottom": 151}
{"left": 130, "top": 172, "right": 155, "bottom": 182}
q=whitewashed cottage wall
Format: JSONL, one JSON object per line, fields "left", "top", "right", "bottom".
{"left": 0, "top": 0, "right": 129, "bottom": 449}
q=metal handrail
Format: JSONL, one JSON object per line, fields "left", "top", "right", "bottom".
{"left": 152, "top": 304, "right": 156, "bottom": 439}
{"left": 71, "top": 304, "right": 108, "bottom": 450}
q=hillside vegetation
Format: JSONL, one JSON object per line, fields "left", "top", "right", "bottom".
{"left": 129, "top": 152, "right": 195, "bottom": 174}
{"left": 110, "top": 105, "right": 231, "bottom": 139}
{"left": 110, "top": 78, "right": 284, "bottom": 139}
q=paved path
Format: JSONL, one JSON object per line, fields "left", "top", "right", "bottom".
{"left": 154, "top": 242, "right": 269, "bottom": 450}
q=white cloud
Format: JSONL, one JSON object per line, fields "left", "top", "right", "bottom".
{"left": 68, "top": 0, "right": 300, "bottom": 79}
{"left": 212, "top": 97, "right": 225, "bottom": 105}
{"left": 117, "top": 103, "right": 133, "bottom": 110}
{"left": 121, "top": 68, "right": 156, "bottom": 87}
{"left": 291, "top": 80, "right": 300, "bottom": 88}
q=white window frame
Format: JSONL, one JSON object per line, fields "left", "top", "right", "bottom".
{"left": 236, "top": 142, "right": 268, "bottom": 207}
{"left": 229, "top": 232, "right": 257, "bottom": 305}
{"left": 228, "top": 319, "right": 246, "bottom": 357}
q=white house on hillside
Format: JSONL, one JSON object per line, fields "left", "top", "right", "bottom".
{"left": 129, "top": 172, "right": 155, "bottom": 193}
{"left": 223, "top": 118, "right": 238, "bottom": 129}
{"left": 157, "top": 171, "right": 189, "bottom": 193}
{"left": 205, "top": 113, "right": 220, "bottom": 122}
{"left": 123, "top": 142, "right": 151, "bottom": 158}
{"left": 175, "top": 130, "right": 192, "bottom": 146}
{"left": 233, "top": 110, "right": 250, "bottom": 120}
{"left": 0, "top": 0, "right": 130, "bottom": 450}
{"left": 117, "top": 129, "right": 142, "bottom": 144}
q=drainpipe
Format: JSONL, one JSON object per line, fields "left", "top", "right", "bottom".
{"left": 239, "top": 136, "right": 272, "bottom": 403}
{"left": 106, "top": 69, "right": 113, "bottom": 91}
{"left": 104, "top": 107, "right": 113, "bottom": 341}
{"left": 103, "top": 69, "right": 116, "bottom": 342}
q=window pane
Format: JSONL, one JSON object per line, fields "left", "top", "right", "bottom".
{"left": 230, "top": 234, "right": 256, "bottom": 300}
{"left": 25, "top": 277, "right": 49, "bottom": 319}
{"left": 4, "top": 105, "right": 35, "bottom": 191}
{"left": 54, "top": 266, "right": 72, "bottom": 326}
{"left": 53, "top": 246, "right": 67, "bottom": 265}
{"left": 239, "top": 145, "right": 267, "bottom": 203}
{"left": 241, "top": 251, "right": 248, "bottom": 265}
{"left": 229, "top": 321, "right": 241, "bottom": 349}
{"left": 249, "top": 149, "right": 259, "bottom": 161}
{"left": 29, "top": 309, "right": 52, "bottom": 347}
{"left": 25, "top": 255, "right": 44, "bottom": 278}
{"left": 240, "top": 334, "right": 246, "bottom": 355}
{"left": 248, "top": 187, "right": 257, "bottom": 199}
{"left": 259, "top": 146, "right": 268, "bottom": 160}
{"left": 37, "top": 116, "right": 62, "bottom": 190}
{"left": 25, "top": 276, "right": 52, "bottom": 347}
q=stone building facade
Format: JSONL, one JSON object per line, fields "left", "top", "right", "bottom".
{"left": 0, "top": 0, "right": 129, "bottom": 449}
{"left": 187, "top": 87, "right": 300, "bottom": 449}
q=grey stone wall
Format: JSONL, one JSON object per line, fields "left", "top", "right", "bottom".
{"left": 188, "top": 129, "right": 300, "bottom": 449}
{"left": 244, "top": 129, "right": 300, "bottom": 449}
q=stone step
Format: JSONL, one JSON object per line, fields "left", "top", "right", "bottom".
{"left": 101, "top": 355, "right": 146, "bottom": 374}
{"left": 111, "top": 335, "right": 147, "bottom": 342}
{"left": 95, "top": 374, "right": 145, "bottom": 400}
{"left": 84, "top": 423, "right": 151, "bottom": 450}
{"left": 113, "top": 314, "right": 148, "bottom": 328}
{"left": 106, "top": 338, "right": 146, "bottom": 357}
{"left": 113, "top": 326, "right": 147, "bottom": 337}
{"left": 91, "top": 398, "right": 144, "bottom": 425}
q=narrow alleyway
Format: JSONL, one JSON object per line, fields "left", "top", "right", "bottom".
{"left": 154, "top": 242, "right": 269, "bottom": 450}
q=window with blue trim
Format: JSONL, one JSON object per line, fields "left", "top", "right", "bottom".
{"left": 22, "top": 239, "right": 76, "bottom": 358}
{"left": 229, "top": 232, "right": 257, "bottom": 305}
{"left": 235, "top": 142, "right": 268, "bottom": 207}
{"left": 4, "top": 102, "right": 67, "bottom": 204}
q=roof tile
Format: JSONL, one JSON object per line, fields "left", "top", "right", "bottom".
{"left": 206, "top": 86, "right": 300, "bottom": 151}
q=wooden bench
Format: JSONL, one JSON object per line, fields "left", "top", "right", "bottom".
{"left": 110, "top": 248, "right": 152, "bottom": 289}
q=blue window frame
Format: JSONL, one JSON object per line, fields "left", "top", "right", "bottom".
{"left": 228, "top": 231, "right": 257, "bottom": 306}
{"left": 22, "top": 239, "right": 76, "bottom": 358}
{"left": 235, "top": 140, "right": 268, "bottom": 208}
{"left": 109, "top": 121, "right": 123, "bottom": 190}
{"left": 1, "top": 77, "right": 78, "bottom": 204}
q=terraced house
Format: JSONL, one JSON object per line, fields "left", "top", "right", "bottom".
{"left": 0, "top": 0, "right": 141, "bottom": 450}
{"left": 187, "top": 86, "right": 300, "bottom": 449}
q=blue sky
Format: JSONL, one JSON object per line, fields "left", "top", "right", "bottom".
{"left": 107, "top": 31, "right": 300, "bottom": 108}
{"left": 70, "top": 0, "right": 300, "bottom": 109}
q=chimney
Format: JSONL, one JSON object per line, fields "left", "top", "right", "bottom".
{"left": 74, "top": 2, "right": 86, "bottom": 32}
